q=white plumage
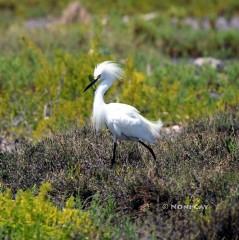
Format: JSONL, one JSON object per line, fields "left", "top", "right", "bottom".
{"left": 105, "top": 103, "right": 162, "bottom": 143}
{"left": 84, "top": 61, "right": 163, "bottom": 165}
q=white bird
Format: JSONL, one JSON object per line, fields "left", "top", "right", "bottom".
{"left": 84, "top": 61, "right": 163, "bottom": 166}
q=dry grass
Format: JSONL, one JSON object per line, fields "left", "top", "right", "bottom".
{"left": 0, "top": 109, "right": 239, "bottom": 239}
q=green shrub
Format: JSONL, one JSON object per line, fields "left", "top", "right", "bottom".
{"left": 0, "top": 39, "right": 239, "bottom": 138}
{"left": 0, "top": 182, "right": 99, "bottom": 239}
{"left": 0, "top": 182, "right": 136, "bottom": 239}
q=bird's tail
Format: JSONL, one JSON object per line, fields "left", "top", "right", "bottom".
{"left": 150, "top": 119, "right": 163, "bottom": 135}
{"left": 143, "top": 118, "right": 163, "bottom": 142}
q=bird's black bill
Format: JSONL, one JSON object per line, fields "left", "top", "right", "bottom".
{"left": 84, "top": 78, "right": 98, "bottom": 92}
{"left": 84, "top": 75, "right": 100, "bottom": 92}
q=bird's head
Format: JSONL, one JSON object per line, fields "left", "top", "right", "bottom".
{"left": 84, "top": 61, "right": 123, "bottom": 92}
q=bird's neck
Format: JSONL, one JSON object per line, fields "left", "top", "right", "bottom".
{"left": 94, "top": 82, "right": 109, "bottom": 106}
{"left": 92, "top": 83, "right": 110, "bottom": 131}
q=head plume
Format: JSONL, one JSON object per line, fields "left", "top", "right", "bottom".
{"left": 94, "top": 61, "right": 123, "bottom": 82}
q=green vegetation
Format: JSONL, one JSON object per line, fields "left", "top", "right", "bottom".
{"left": 0, "top": 183, "right": 98, "bottom": 239}
{"left": 0, "top": 41, "right": 239, "bottom": 137}
{"left": 0, "top": 182, "right": 135, "bottom": 239}
{"left": 0, "top": 0, "right": 239, "bottom": 239}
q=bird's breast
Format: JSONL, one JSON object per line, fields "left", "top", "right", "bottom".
{"left": 92, "top": 106, "right": 106, "bottom": 132}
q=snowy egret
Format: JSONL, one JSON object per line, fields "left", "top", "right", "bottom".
{"left": 84, "top": 61, "right": 163, "bottom": 166}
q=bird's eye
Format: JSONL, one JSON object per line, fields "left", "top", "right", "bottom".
{"left": 88, "top": 75, "right": 94, "bottom": 82}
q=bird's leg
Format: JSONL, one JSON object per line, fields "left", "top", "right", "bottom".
{"left": 138, "top": 140, "right": 156, "bottom": 160}
{"left": 111, "top": 141, "right": 117, "bottom": 167}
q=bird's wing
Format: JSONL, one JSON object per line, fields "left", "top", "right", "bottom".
{"left": 108, "top": 103, "right": 140, "bottom": 114}
{"left": 106, "top": 103, "right": 140, "bottom": 119}
{"left": 105, "top": 103, "right": 157, "bottom": 143}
